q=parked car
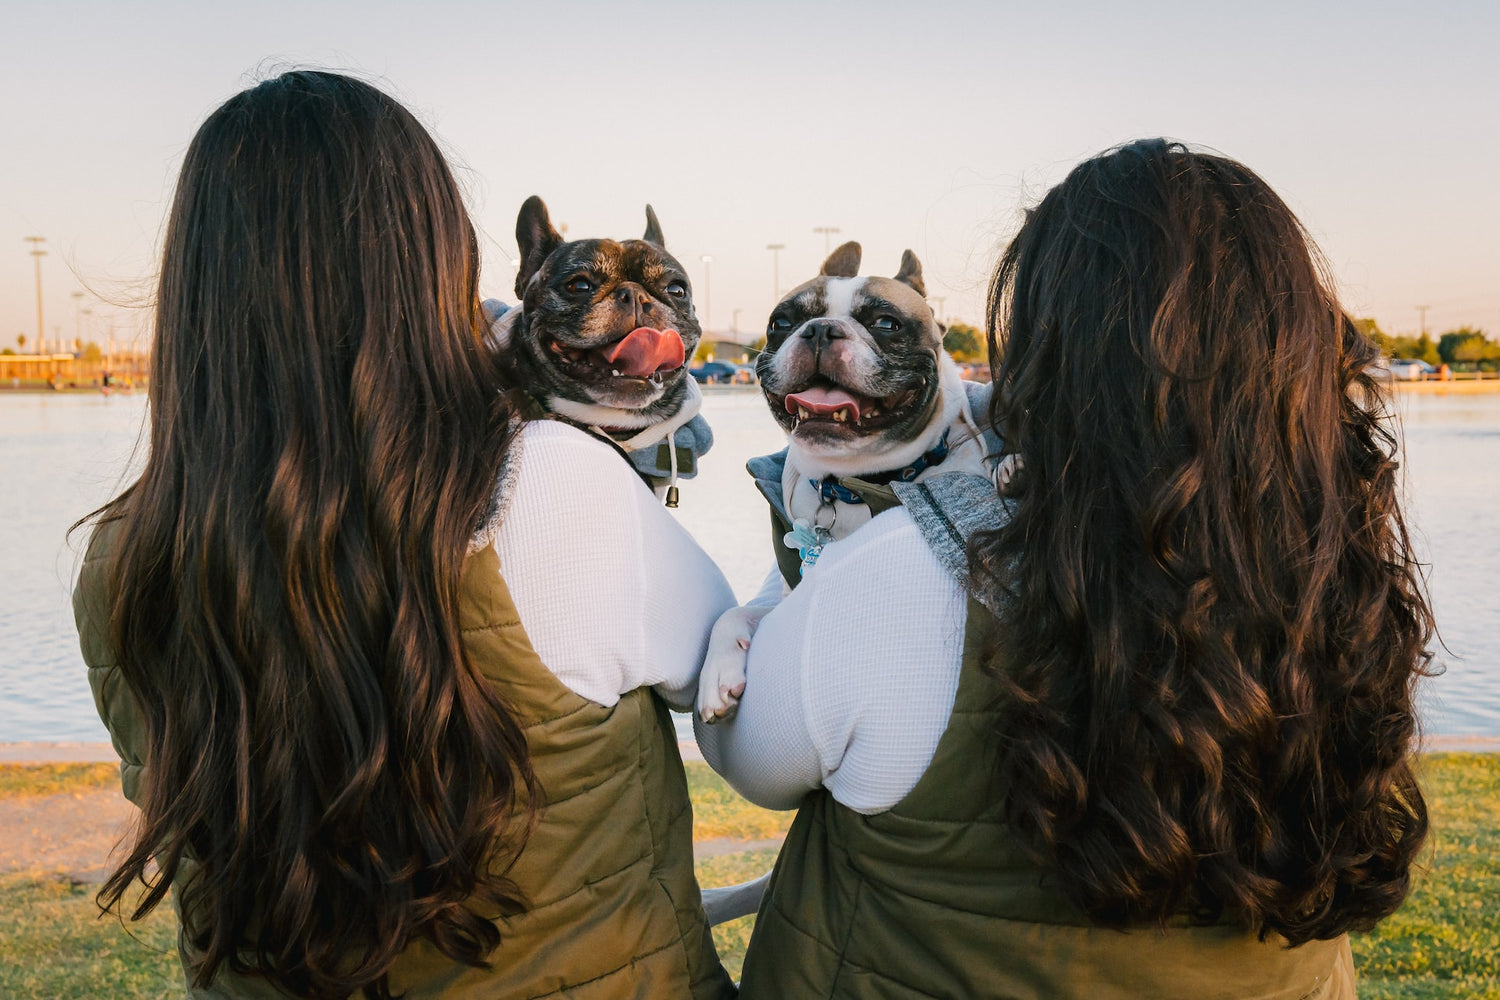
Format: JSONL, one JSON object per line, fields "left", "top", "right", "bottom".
{"left": 732, "top": 364, "right": 757, "bottom": 384}
{"left": 1388, "top": 359, "right": 1436, "bottom": 381}
{"left": 690, "top": 361, "right": 739, "bottom": 384}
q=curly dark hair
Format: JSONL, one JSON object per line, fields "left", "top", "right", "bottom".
{"left": 973, "top": 139, "right": 1433, "bottom": 944}
{"left": 83, "top": 72, "right": 535, "bottom": 998}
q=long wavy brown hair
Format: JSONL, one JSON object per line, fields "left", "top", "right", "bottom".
{"left": 974, "top": 139, "right": 1433, "bottom": 944}
{"left": 83, "top": 71, "right": 534, "bottom": 998}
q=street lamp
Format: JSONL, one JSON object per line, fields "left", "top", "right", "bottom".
{"left": 766, "top": 243, "right": 786, "bottom": 301}
{"left": 932, "top": 297, "right": 946, "bottom": 324}
{"left": 813, "top": 226, "right": 841, "bottom": 256}
{"left": 24, "top": 237, "right": 45, "bottom": 355}
{"left": 731, "top": 308, "right": 741, "bottom": 334}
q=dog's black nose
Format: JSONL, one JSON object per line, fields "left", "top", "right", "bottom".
{"left": 613, "top": 282, "right": 656, "bottom": 328}
{"left": 614, "top": 283, "right": 653, "bottom": 308}
{"left": 799, "top": 319, "right": 846, "bottom": 350}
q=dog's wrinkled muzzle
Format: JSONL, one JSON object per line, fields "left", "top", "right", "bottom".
{"left": 605, "top": 327, "right": 686, "bottom": 377}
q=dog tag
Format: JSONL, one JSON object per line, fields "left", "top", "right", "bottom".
{"left": 784, "top": 519, "right": 832, "bottom": 574}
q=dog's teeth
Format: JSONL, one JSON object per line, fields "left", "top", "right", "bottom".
{"left": 611, "top": 369, "right": 622, "bottom": 377}
{"left": 798, "top": 406, "right": 810, "bottom": 420}
{"left": 832, "top": 410, "right": 847, "bottom": 423}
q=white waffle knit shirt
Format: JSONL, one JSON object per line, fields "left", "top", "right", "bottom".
{"left": 694, "top": 506, "right": 970, "bottom": 814}
{"left": 490, "top": 420, "right": 735, "bottom": 710}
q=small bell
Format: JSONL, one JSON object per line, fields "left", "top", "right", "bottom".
{"left": 665, "top": 484, "right": 680, "bottom": 508}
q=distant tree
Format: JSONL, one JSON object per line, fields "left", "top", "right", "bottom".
{"left": 748, "top": 335, "right": 767, "bottom": 353}
{"left": 1353, "top": 317, "right": 1393, "bottom": 354}
{"left": 16, "top": 334, "right": 25, "bottom": 351}
{"left": 1413, "top": 333, "right": 1442, "bottom": 367}
{"left": 1438, "top": 327, "right": 1500, "bottom": 367}
{"left": 1, "top": 348, "right": 13, "bottom": 356}
{"left": 81, "top": 341, "right": 103, "bottom": 363}
{"left": 692, "top": 339, "right": 714, "bottom": 363}
{"left": 943, "top": 322, "right": 987, "bottom": 363}
{"left": 1354, "top": 317, "right": 1440, "bottom": 364}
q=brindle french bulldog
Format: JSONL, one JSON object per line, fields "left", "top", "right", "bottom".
{"left": 490, "top": 196, "right": 711, "bottom": 502}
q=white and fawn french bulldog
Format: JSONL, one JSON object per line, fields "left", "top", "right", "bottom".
{"left": 488, "top": 196, "right": 711, "bottom": 505}
{"left": 696, "top": 241, "right": 998, "bottom": 722}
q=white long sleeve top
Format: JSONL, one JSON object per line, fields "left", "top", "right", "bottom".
{"left": 694, "top": 507, "right": 970, "bottom": 814}
{"left": 488, "top": 420, "right": 736, "bottom": 710}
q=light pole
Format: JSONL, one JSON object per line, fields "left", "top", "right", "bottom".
{"left": 813, "top": 226, "right": 841, "bottom": 256}
{"left": 731, "top": 308, "right": 741, "bottom": 334}
{"left": 1416, "top": 305, "right": 1430, "bottom": 339}
{"left": 766, "top": 243, "right": 786, "bottom": 301}
{"left": 24, "top": 237, "right": 45, "bottom": 355}
{"left": 932, "top": 297, "right": 946, "bottom": 323}
{"left": 700, "top": 255, "right": 714, "bottom": 334}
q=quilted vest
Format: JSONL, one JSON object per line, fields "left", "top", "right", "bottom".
{"left": 75, "top": 522, "right": 733, "bottom": 1000}
{"left": 735, "top": 476, "right": 1356, "bottom": 1000}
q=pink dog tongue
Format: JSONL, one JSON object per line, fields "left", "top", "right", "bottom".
{"left": 604, "top": 327, "right": 685, "bottom": 377}
{"left": 785, "top": 386, "right": 862, "bottom": 420}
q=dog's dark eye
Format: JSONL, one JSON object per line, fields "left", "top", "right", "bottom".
{"left": 667, "top": 281, "right": 688, "bottom": 299}
{"left": 872, "top": 316, "right": 900, "bottom": 332}
{"left": 769, "top": 316, "right": 793, "bottom": 333}
{"left": 565, "top": 275, "right": 595, "bottom": 295}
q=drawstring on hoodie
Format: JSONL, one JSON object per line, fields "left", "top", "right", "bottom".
{"left": 665, "top": 427, "right": 681, "bottom": 508}
{"left": 584, "top": 378, "right": 704, "bottom": 509}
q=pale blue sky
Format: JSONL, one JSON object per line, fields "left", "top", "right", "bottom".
{"left": 3, "top": 0, "right": 1497, "bottom": 351}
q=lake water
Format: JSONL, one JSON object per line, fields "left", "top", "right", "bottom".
{"left": 2, "top": 388, "right": 1497, "bottom": 743}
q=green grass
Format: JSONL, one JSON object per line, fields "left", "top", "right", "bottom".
{"left": 698, "top": 847, "right": 782, "bottom": 982}
{"left": 1352, "top": 753, "right": 1500, "bottom": 999}
{"left": 0, "top": 763, "right": 118, "bottom": 799}
{"left": 686, "top": 760, "right": 795, "bottom": 840}
{"left": 0, "top": 875, "right": 180, "bottom": 999}
{"left": 0, "top": 755, "right": 1493, "bottom": 997}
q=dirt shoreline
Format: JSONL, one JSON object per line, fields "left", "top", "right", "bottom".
{"left": 4, "top": 738, "right": 1493, "bottom": 883}
{"left": 7, "top": 736, "right": 1496, "bottom": 765}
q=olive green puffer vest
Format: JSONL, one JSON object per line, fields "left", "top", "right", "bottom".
{"left": 736, "top": 595, "right": 1355, "bottom": 1000}
{"left": 75, "top": 522, "right": 733, "bottom": 999}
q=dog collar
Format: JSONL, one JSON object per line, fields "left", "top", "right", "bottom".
{"left": 810, "top": 430, "right": 952, "bottom": 505}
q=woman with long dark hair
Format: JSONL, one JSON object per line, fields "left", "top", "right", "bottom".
{"left": 698, "top": 139, "right": 1431, "bottom": 997}
{"left": 74, "top": 71, "right": 733, "bottom": 999}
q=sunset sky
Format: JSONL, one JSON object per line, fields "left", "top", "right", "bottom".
{"left": 3, "top": 0, "right": 1497, "bottom": 352}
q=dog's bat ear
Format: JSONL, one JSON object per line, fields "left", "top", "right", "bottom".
{"left": 819, "top": 241, "right": 862, "bottom": 278}
{"left": 642, "top": 204, "right": 666, "bottom": 246}
{"left": 515, "top": 195, "right": 564, "bottom": 299}
{"left": 893, "top": 249, "right": 926, "bottom": 298}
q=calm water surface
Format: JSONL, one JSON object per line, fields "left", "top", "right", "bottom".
{"left": 2, "top": 389, "right": 1496, "bottom": 742}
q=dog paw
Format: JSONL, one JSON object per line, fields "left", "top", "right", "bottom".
{"left": 698, "top": 605, "right": 766, "bottom": 724}
{"left": 994, "top": 453, "right": 1024, "bottom": 493}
